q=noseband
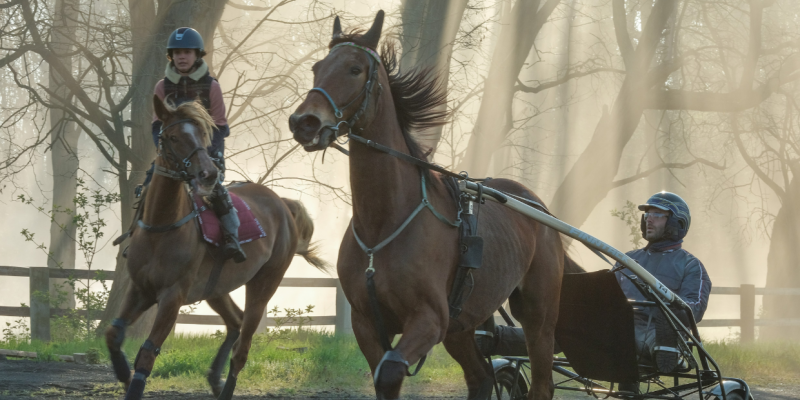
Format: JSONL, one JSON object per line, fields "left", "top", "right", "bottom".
{"left": 308, "top": 42, "right": 382, "bottom": 142}
{"left": 156, "top": 118, "right": 209, "bottom": 181}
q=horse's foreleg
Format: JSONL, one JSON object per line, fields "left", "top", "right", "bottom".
{"left": 105, "top": 286, "right": 155, "bottom": 388}
{"left": 124, "top": 289, "right": 184, "bottom": 400}
{"left": 442, "top": 330, "right": 494, "bottom": 400}
{"left": 351, "top": 309, "right": 394, "bottom": 373}
{"left": 205, "top": 295, "right": 243, "bottom": 397}
{"left": 373, "top": 309, "right": 443, "bottom": 400}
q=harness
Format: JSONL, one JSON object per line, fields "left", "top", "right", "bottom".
{"left": 310, "top": 42, "right": 499, "bottom": 381}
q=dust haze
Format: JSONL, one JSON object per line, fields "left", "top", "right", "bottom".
{"left": 1, "top": 0, "right": 798, "bottom": 342}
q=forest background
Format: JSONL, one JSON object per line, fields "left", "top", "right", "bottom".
{"left": 1, "top": 0, "right": 798, "bottom": 342}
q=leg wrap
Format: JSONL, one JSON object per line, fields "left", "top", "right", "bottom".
{"left": 132, "top": 339, "right": 161, "bottom": 370}
{"left": 373, "top": 350, "right": 426, "bottom": 386}
{"left": 109, "top": 319, "right": 131, "bottom": 383}
{"left": 123, "top": 368, "right": 150, "bottom": 400}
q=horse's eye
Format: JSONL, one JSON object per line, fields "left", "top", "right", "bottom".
{"left": 350, "top": 66, "right": 362, "bottom": 75}
{"left": 169, "top": 135, "right": 178, "bottom": 143}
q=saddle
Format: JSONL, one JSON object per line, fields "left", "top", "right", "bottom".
{"left": 192, "top": 191, "right": 266, "bottom": 246}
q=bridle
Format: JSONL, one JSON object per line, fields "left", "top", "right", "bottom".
{"left": 155, "top": 118, "right": 209, "bottom": 182}
{"left": 307, "top": 42, "right": 383, "bottom": 148}
{"left": 133, "top": 117, "right": 209, "bottom": 234}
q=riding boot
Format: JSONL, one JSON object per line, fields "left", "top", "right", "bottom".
{"left": 209, "top": 183, "right": 246, "bottom": 263}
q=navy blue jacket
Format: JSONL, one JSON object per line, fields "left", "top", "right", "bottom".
{"left": 615, "top": 247, "right": 712, "bottom": 322}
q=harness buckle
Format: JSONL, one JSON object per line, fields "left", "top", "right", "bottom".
{"left": 183, "top": 158, "right": 192, "bottom": 168}
{"left": 365, "top": 253, "right": 375, "bottom": 274}
{"left": 335, "top": 110, "right": 343, "bottom": 119}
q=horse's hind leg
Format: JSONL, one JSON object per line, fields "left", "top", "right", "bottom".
{"left": 206, "top": 294, "right": 243, "bottom": 397}
{"left": 125, "top": 289, "right": 185, "bottom": 400}
{"left": 514, "top": 247, "right": 562, "bottom": 399}
{"left": 217, "top": 259, "right": 287, "bottom": 400}
{"left": 104, "top": 286, "right": 155, "bottom": 389}
{"left": 442, "top": 330, "right": 494, "bottom": 400}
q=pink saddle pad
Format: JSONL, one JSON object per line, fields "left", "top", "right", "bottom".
{"left": 193, "top": 192, "right": 266, "bottom": 246}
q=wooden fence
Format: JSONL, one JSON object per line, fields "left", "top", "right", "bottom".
{"left": 698, "top": 284, "right": 800, "bottom": 343}
{"left": 0, "top": 266, "right": 352, "bottom": 342}
{"left": 2, "top": 266, "right": 800, "bottom": 343}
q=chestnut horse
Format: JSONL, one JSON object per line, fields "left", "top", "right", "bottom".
{"left": 289, "top": 11, "right": 581, "bottom": 400}
{"left": 106, "top": 97, "right": 328, "bottom": 400}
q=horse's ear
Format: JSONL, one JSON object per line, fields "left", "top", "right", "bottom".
{"left": 153, "top": 95, "right": 169, "bottom": 122}
{"left": 332, "top": 16, "right": 342, "bottom": 39}
{"left": 361, "top": 10, "right": 384, "bottom": 50}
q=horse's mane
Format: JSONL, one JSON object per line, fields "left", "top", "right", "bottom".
{"left": 163, "top": 99, "right": 215, "bottom": 147}
{"left": 330, "top": 32, "right": 450, "bottom": 161}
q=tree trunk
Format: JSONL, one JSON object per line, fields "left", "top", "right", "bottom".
{"left": 47, "top": 0, "right": 79, "bottom": 309}
{"left": 100, "top": 0, "right": 228, "bottom": 338}
{"left": 457, "top": 0, "right": 561, "bottom": 176}
{"left": 399, "top": 0, "right": 468, "bottom": 154}
{"left": 761, "top": 174, "right": 800, "bottom": 340}
{"left": 549, "top": 0, "right": 676, "bottom": 227}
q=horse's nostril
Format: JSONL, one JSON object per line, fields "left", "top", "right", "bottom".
{"left": 290, "top": 114, "right": 321, "bottom": 135}
{"left": 199, "top": 170, "right": 209, "bottom": 179}
{"left": 299, "top": 115, "right": 321, "bottom": 132}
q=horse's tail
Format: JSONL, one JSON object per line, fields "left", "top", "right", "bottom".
{"left": 281, "top": 198, "right": 332, "bottom": 272}
{"left": 564, "top": 253, "right": 585, "bottom": 274}
{"left": 561, "top": 236, "right": 586, "bottom": 274}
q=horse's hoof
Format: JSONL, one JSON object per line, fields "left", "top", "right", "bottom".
{"left": 216, "top": 375, "right": 237, "bottom": 400}
{"left": 211, "top": 379, "right": 225, "bottom": 397}
{"left": 123, "top": 376, "right": 146, "bottom": 400}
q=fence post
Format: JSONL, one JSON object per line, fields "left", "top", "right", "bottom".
{"left": 29, "top": 267, "right": 51, "bottom": 342}
{"left": 740, "top": 284, "right": 755, "bottom": 343}
{"left": 335, "top": 280, "right": 352, "bottom": 336}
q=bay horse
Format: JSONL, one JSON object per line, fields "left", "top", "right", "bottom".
{"left": 106, "top": 96, "right": 328, "bottom": 400}
{"left": 289, "top": 11, "right": 582, "bottom": 400}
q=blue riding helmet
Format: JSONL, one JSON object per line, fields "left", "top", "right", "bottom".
{"left": 638, "top": 192, "right": 691, "bottom": 241}
{"left": 167, "top": 27, "right": 204, "bottom": 52}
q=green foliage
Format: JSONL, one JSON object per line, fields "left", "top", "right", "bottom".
{"left": 86, "top": 347, "right": 101, "bottom": 364}
{"left": 4, "top": 331, "right": 795, "bottom": 395}
{"left": 14, "top": 177, "right": 118, "bottom": 342}
{"left": 610, "top": 200, "right": 644, "bottom": 249}
{"left": 2, "top": 312, "right": 31, "bottom": 344}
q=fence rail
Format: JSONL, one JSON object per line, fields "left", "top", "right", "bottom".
{"left": 3, "top": 267, "right": 800, "bottom": 343}
{"left": 697, "top": 284, "right": 800, "bottom": 342}
{"left": 0, "top": 266, "right": 352, "bottom": 342}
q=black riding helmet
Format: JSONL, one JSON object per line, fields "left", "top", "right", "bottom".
{"left": 166, "top": 27, "right": 206, "bottom": 59}
{"left": 638, "top": 191, "right": 691, "bottom": 242}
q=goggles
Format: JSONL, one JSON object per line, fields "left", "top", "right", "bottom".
{"left": 643, "top": 212, "right": 669, "bottom": 219}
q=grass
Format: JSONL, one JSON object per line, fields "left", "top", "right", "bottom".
{"left": 0, "top": 329, "right": 467, "bottom": 397}
{"left": 1, "top": 331, "right": 799, "bottom": 396}
{"left": 701, "top": 340, "right": 800, "bottom": 385}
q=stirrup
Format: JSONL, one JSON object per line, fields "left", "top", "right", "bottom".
{"left": 223, "top": 236, "right": 247, "bottom": 263}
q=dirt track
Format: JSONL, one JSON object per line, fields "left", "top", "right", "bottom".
{"left": 0, "top": 358, "right": 797, "bottom": 399}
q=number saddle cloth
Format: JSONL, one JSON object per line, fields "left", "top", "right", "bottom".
{"left": 192, "top": 191, "right": 266, "bottom": 246}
